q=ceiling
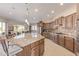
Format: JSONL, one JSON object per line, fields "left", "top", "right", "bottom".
{"left": 0, "top": 3, "right": 76, "bottom": 25}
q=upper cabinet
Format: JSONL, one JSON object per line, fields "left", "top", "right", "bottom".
{"left": 53, "top": 17, "right": 64, "bottom": 27}
{"left": 39, "top": 13, "right": 77, "bottom": 34}
{"left": 72, "top": 13, "right": 77, "bottom": 30}
{"left": 65, "top": 13, "right": 77, "bottom": 29}
{"left": 43, "top": 23, "right": 49, "bottom": 29}
{"left": 65, "top": 14, "right": 73, "bottom": 29}
{"left": 61, "top": 17, "right": 65, "bottom": 27}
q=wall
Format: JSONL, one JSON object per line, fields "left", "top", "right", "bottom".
{"left": 53, "top": 4, "right": 77, "bottom": 21}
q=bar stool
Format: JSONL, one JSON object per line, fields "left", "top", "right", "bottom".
{"left": 0, "top": 37, "right": 23, "bottom": 56}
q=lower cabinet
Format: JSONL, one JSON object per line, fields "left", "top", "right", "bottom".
{"left": 54, "top": 35, "right": 58, "bottom": 44}
{"left": 31, "top": 45, "right": 40, "bottom": 56}
{"left": 64, "top": 36, "right": 74, "bottom": 52}
{"left": 24, "top": 45, "right": 31, "bottom": 56}
{"left": 16, "top": 39, "right": 44, "bottom": 56}
{"left": 16, "top": 44, "right": 31, "bottom": 56}
{"left": 39, "top": 42, "right": 44, "bottom": 56}
{"left": 58, "top": 35, "right": 65, "bottom": 47}
{"left": 50, "top": 34, "right": 75, "bottom": 53}
{"left": 31, "top": 39, "right": 44, "bottom": 56}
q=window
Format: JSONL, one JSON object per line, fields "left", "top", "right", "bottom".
{"left": 31, "top": 25, "right": 38, "bottom": 37}
{"left": 0, "top": 22, "right": 6, "bottom": 34}
{"left": 14, "top": 25, "right": 25, "bottom": 33}
{"left": 31, "top": 25, "right": 37, "bottom": 31}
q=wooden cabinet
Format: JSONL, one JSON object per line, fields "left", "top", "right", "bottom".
{"left": 72, "top": 13, "right": 77, "bottom": 29}
{"left": 64, "top": 36, "right": 74, "bottom": 52}
{"left": 49, "top": 34, "right": 75, "bottom": 53}
{"left": 16, "top": 44, "right": 31, "bottom": 56}
{"left": 31, "top": 39, "right": 44, "bottom": 56}
{"left": 31, "top": 45, "right": 40, "bottom": 56}
{"left": 53, "top": 35, "right": 59, "bottom": 44}
{"left": 65, "top": 14, "right": 73, "bottom": 29}
{"left": 57, "top": 17, "right": 62, "bottom": 26}
{"left": 31, "top": 41, "right": 39, "bottom": 48}
{"left": 43, "top": 23, "right": 49, "bottom": 29}
{"left": 31, "top": 41, "right": 40, "bottom": 56}
{"left": 58, "top": 35, "right": 65, "bottom": 47}
{"left": 39, "top": 39, "right": 44, "bottom": 56}
{"left": 61, "top": 17, "right": 65, "bottom": 27}
{"left": 75, "top": 42, "right": 79, "bottom": 55}
{"left": 39, "top": 43, "right": 44, "bottom": 56}
{"left": 16, "top": 39, "right": 44, "bottom": 56}
{"left": 24, "top": 45, "right": 31, "bottom": 56}
{"left": 50, "top": 22, "right": 54, "bottom": 29}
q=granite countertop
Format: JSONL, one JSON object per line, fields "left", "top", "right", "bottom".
{"left": 50, "top": 32, "right": 76, "bottom": 39}
{"left": 10, "top": 33, "right": 45, "bottom": 47}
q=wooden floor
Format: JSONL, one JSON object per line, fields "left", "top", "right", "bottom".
{"left": 43, "top": 39, "right": 75, "bottom": 56}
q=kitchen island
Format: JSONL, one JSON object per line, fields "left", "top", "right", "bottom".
{"left": 10, "top": 33, "right": 45, "bottom": 56}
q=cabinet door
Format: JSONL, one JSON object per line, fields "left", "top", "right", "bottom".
{"left": 39, "top": 43, "right": 44, "bottom": 56}
{"left": 24, "top": 45, "right": 31, "bottom": 56}
{"left": 72, "top": 13, "right": 77, "bottom": 29}
{"left": 58, "top": 17, "right": 62, "bottom": 26}
{"left": 65, "top": 37, "right": 74, "bottom": 52}
{"left": 65, "top": 15, "right": 73, "bottom": 29}
{"left": 59, "top": 35, "right": 65, "bottom": 47}
{"left": 31, "top": 45, "right": 40, "bottom": 56}
{"left": 62, "top": 17, "right": 65, "bottom": 27}
{"left": 54, "top": 35, "right": 58, "bottom": 44}
{"left": 75, "top": 42, "right": 79, "bottom": 55}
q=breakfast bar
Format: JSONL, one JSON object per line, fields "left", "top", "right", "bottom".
{"left": 10, "top": 34, "right": 45, "bottom": 56}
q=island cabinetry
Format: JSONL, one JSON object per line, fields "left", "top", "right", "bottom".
{"left": 31, "top": 45, "right": 40, "bottom": 56}
{"left": 31, "top": 39, "right": 44, "bottom": 56}
{"left": 16, "top": 39, "right": 44, "bottom": 56}
{"left": 16, "top": 44, "right": 31, "bottom": 56}
{"left": 39, "top": 39, "right": 44, "bottom": 56}
{"left": 31, "top": 41, "right": 40, "bottom": 56}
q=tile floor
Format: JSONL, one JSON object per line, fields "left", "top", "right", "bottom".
{"left": 43, "top": 39, "right": 75, "bottom": 56}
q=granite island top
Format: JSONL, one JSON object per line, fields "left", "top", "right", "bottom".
{"left": 10, "top": 33, "right": 45, "bottom": 47}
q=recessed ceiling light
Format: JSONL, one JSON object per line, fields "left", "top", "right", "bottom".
{"left": 60, "top": 3, "right": 63, "bottom": 5}
{"left": 51, "top": 10, "right": 54, "bottom": 14}
{"left": 35, "top": 9, "right": 38, "bottom": 12}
